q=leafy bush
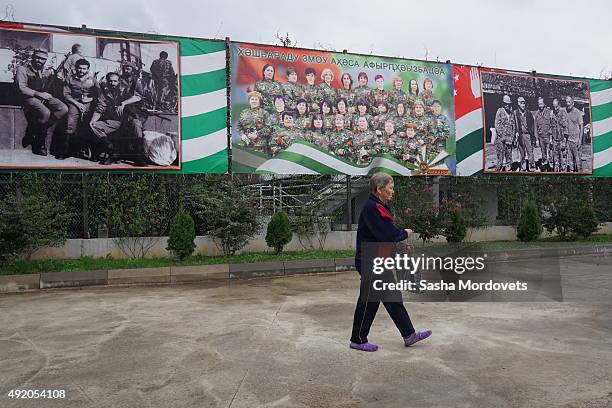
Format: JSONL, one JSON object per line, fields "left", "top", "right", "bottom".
{"left": 444, "top": 209, "right": 467, "bottom": 243}
{"left": 94, "top": 175, "right": 170, "bottom": 258}
{"left": 0, "top": 186, "right": 72, "bottom": 261}
{"left": 289, "top": 203, "right": 331, "bottom": 250}
{"left": 186, "top": 177, "right": 260, "bottom": 256}
{"left": 167, "top": 209, "right": 196, "bottom": 260}
{"left": 517, "top": 200, "right": 542, "bottom": 242}
{"left": 394, "top": 178, "right": 443, "bottom": 245}
{"left": 539, "top": 179, "right": 600, "bottom": 241}
{"left": 266, "top": 210, "right": 292, "bottom": 254}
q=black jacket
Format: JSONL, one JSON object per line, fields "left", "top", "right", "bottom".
{"left": 355, "top": 193, "right": 408, "bottom": 272}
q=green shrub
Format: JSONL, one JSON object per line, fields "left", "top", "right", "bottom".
{"left": 0, "top": 190, "right": 71, "bottom": 261}
{"left": 266, "top": 210, "right": 292, "bottom": 254}
{"left": 444, "top": 210, "right": 467, "bottom": 243}
{"left": 167, "top": 209, "right": 196, "bottom": 260}
{"left": 569, "top": 205, "right": 599, "bottom": 239}
{"left": 517, "top": 200, "right": 542, "bottom": 242}
{"left": 186, "top": 177, "right": 260, "bottom": 256}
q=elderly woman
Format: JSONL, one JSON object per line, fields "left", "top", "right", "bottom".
{"left": 316, "top": 68, "right": 336, "bottom": 106}
{"left": 350, "top": 173, "right": 432, "bottom": 352}
{"left": 237, "top": 91, "right": 270, "bottom": 155}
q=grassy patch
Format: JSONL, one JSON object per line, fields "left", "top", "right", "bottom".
{"left": 1, "top": 234, "right": 611, "bottom": 276}
{"left": 0, "top": 249, "right": 355, "bottom": 276}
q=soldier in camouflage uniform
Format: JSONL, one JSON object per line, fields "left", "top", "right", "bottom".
{"left": 307, "top": 113, "right": 330, "bottom": 149}
{"left": 411, "top": 99, "right": 433, "bottom": 144}
{"left": 268, "top": 95, "right": 287, "bottom": 132}
{"left": 421, "top": 78, "right": 435, "bottom": 108}
{"left": 493, "top": 95, "right": 516, "bottom": 171}
{"left": 371, "top": 74, "right": 391, "bottom": 114}
{"left": 398, "top": 123, "right": 424, "bottom": 165}
{"left": 406, "top": 79, "right": 420, "bottom": 111}
{"left": 303, "top": 67, "right": 319, "bottom": 112}
{"left": 428, "top": 100, "right": 450, "bottom": 152}
{"left": 282, "top": 66, "right": 304, "bottom": 111}
{"left": 351, "top": 99, "right": 374, "bottom": 132}
{"left": 534, "top": 97, "right": 552, "bottom": 164}
{"left": 337, "top": 73, "right": 356, "bottom": 114}
{"left": 373, "top": 101, "right": 391, "bottom": 132}
{"left": 352, "top": 116, "right": 376, "bottom": 164}
{"left": 238, "top": 91, "right": 271, "bottom": 155}
{"left": 269, "top": 112, "right": 307, "bottom": 156}
{"left": 315, "top": 68, "right": 336, "bottom": 107}
{"left": 354, "top": 72, "right": 373, "bottom": 109}
{"left": 294, "top": 98, "right": 312, "bottom": 130}
{"left": 335, "top": 98, "right": 353, "bottom": 129}
{"left": 373, "top": 120, "right": 400, "bottom": 157}
{"left": 389, "top": 76, "right": 407, "bottom": 111}
{"left": 549, "top": 98, "right": 567, "bottom": 172}
{"left": 320, "top": 99, "right": 335, "bottom": 131}
{"left": 254, "top": 64, "right": 283, "bottom": 113}
{"left": 328, "top": 113, "right": 354, "bottom": 161}
{"left": 391, "top": 102, "right": 411, "bottom": 137}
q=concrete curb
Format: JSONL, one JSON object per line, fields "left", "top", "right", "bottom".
{"left": 1, "top": 244, "right": 610, "bottom": 293}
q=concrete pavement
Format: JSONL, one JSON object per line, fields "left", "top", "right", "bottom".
{"left": 1, "top": 254, "right": 611, "bottom": 407}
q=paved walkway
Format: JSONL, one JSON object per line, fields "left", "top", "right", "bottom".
{"left": 1, "top": 255, "right": 611, "bottom": 407}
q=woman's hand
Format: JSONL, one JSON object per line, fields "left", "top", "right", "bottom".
{"left": 404, "top": 228, "right": 413, "bottom": 236}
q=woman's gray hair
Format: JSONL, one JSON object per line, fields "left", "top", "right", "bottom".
{"left": 369, "top": 172, "right": 393, "bottom": 193}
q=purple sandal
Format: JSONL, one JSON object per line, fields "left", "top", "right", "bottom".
{"left": 404, "top": 330, "right": 432, "bottom": 347}
{"left": 350, "top": 342, "right": 379, "bottom": 352}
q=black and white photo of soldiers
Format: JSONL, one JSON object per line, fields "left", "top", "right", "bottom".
{"left": 0, "top": 27, "right": 180, "bottom": 169}
{"left": 482, "top": 71, "right": 592, "bottom": 174}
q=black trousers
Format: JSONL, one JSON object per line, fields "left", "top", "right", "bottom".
{"left": 350, "top": 271, "right": 415, "bottom": 344}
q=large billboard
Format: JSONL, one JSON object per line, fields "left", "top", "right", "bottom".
{"left": 230, "top": 42, "right": 456, "bottom": 175}
{"left": 0, "top": 22, "right": 228, "bottom": 173}
{"left": 453, "top": 65, "right": 611, "bottom": 177}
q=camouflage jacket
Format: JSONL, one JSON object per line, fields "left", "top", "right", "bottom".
{"left": 269, "top": 127, "right": 306, "bottom": 155}
{"left": 429, "top": 113, "right": 451, "bottom": 149}
{"left": 550, "top": 108, "right": 567, "bottom": 142}
{"left": 238, "top": 107, "right": 270, "bottom": 153}
{"left": 494, "top": 107, "right": 516, "bottom": 143}
{"left": 421, "top": 90, "right": 435, "bottom": 107}
{"left": 389, "top": 89, "right": 407, "bottom": 109}
{"left": 315, "top": 82, "right": 336, "bottom": 105}
{"left": 352, "top": 129, "right": 376, "bottom": 164}
{"left": 282, "top": 82, "right": 304, "bottom": 110}
{"left": 328, "top": 129, "right": 354, "bottom": 160}
{"left": 353, "top": 86, "right": 373, "bottom": 105}
{"left": 336, "top": 88, "right": 356, "bottom": 107}
{"left": 254, "top": 79, "right": 283, "bottom": 112}
{"left": 307, "top": 130, "right": 330, "bottom": 149}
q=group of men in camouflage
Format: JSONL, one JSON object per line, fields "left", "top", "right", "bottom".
{"left": 493, "top": 94, "right": 585, "bottom": 172}
{"left": 237, "top": 64, "right": 451, "bottom": 165}
{"left": 15, "top": 46, "right": 176, "bottom": 166}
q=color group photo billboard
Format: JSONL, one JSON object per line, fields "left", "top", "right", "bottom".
{"left": 230, "top": 42, "right": 456, "bottom": 175}
{"left": 0, "top": 22, "right": 229, "bottom": 173}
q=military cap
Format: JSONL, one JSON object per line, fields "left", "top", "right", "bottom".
{"left": 32, "top": 48, "right": 48, "bottom": 57}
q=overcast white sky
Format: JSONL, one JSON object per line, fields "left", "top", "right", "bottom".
{"left": 3, "top": 0, "right": 611, "bottom": 79}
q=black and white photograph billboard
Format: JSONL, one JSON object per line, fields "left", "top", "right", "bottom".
{"left": 0, "top": 26, "right": 181, "bottom": 170}
{"left": 481, "top": 70, "right": 592, "bottom": 174}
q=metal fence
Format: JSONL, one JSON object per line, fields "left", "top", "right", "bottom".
{"left": 1, "top": 173, "right": 610, "bottom": 239}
